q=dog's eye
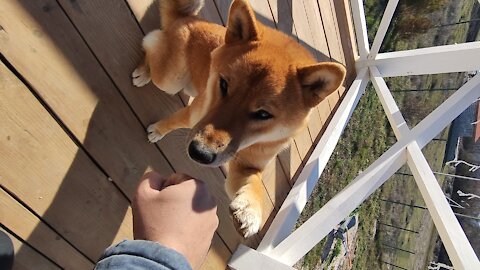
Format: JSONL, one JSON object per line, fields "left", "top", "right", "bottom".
{"left": 251, "top": 109, "right": 273, "bottom": 120}
{"left": 219, "top": 77, "right": 228, "bottom": 97}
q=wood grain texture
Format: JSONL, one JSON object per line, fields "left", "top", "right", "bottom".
{"left": 301, "top": 0, "right": 330, "bottom": 62}
{"left": 289, "top": 0, "right": 319, "bottom": 59}
{"left": 277, "top": 142, "right": 303, "bottom": 181}
{"left": 200, "top": 0, "right": 224, "bottom": 25}
{"left": 317, "top": 0, "right": 346, "bottom": 65}
{"left": 267, "top": 0, "right": 298, "bottom": 38}
{"left": 199, "top": 234, "right": 232, "bottom": 270}
{"left": 0, "top": 0, "right": 174, "bottom": 198}
{"left": 0, "top": 189, "right": 93, "bottom": 269}
{"left": 0, "top": 229, "right": 61, "bottom": 270}
{"left": 294, "top": 124, "right": 314, "bottom": 159}
{"left": 0, "top": 61, "right": 133, "bottom": 261}
{"left": 248, "top": 0, "right": 276, "bottom": 28}
{"left": 213, "top": 0, "right": 231, "bottom": 24}
{"left": 215, "top": 0, "right": 276, "bottom": 29}
{"left": 262, "top": 158, "right": 291, "bottom": 210}
{"left": 127, "top": 0, "right": 223, "bottom": 32}
{"left": 331, "top": 0, "right": 357, "bottom": 85}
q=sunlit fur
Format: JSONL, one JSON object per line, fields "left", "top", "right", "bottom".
{"left": 133, "top": 0, "right": 346, "bottom": 237}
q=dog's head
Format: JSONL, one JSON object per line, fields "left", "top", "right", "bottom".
{"left": 187, "top": 0, "right": 346, "bottom": 166}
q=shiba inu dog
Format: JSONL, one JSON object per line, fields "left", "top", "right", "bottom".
{"left": 132, "top": 0, "right": 346, "bottom": 237}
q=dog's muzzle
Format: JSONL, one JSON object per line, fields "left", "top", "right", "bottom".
{"left": 188, "top": 140, "right": 217, "bottom": 165}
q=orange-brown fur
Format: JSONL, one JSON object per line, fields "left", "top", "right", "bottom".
{"left": 133, "top": 0, "right": 346, "bottom": 237}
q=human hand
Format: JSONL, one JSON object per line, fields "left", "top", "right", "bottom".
{"left": 132, "top": 172, "right": 219, "bottom": 269}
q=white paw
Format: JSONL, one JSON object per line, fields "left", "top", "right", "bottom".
{"left": 230, "top": 192, "right": 262, "bottom": 238}
{"left": 147, "top": 124, "right": 164, "bottom": 143}
{"left": 132, "top": 66, "right": 151, "bottom": 87}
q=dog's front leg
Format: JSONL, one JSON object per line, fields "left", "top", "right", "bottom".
{"left": 147, "top": 106, "right": 194, "bottom": 143}
{"left": 226, "top": 162, "right": 268, "bottom": 238}
{"left": 147, "top": 91, "right": 208, "bottom": 143}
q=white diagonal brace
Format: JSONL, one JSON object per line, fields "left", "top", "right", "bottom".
{"left": 407, "top": 142, "right": 480, "bottom": 269}
{"left": 412, "top": 73, "right": 480, "bottom": 148}
{"left": 370, "top": 66, "right": 409, "bottom": 138}
{"left": 257, "top": 68, "right": 369, "bottom": 253}
{"left": 368, "top": 0, "right": 399, "bottom": 59}
{"left": 358, "top": 42, "right": 480, "bottom": 77}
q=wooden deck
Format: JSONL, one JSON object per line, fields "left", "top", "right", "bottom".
{"left": 0, "top": 0, "right": 355, "bottom": 269}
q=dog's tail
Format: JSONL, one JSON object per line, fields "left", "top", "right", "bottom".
{"left": 160, "top": 0, "right": 204, "bottom": 28}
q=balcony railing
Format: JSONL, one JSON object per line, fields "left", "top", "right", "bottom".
{"left": 228, "top": 0, "right": 480, "bottom": 269}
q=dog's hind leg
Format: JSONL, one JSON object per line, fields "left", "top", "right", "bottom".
{"left": 132, "top": 57, "right": 151, "bottom": 87}
{"left": 134, "top": 29, "right": 190, "bottom": 96}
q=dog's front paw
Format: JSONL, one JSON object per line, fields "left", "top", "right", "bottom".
{"left": 230, "top": 191, "right": 262, "bottom": 238}
{"left": 147, "top": 124, "right": 164, "bottom": 143}
{"left": 132, "top": 65, "right": 151, "bottom": 87}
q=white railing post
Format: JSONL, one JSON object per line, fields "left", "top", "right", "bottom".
{"left": 350, "top": 0, "right": 370, "bottom": 59}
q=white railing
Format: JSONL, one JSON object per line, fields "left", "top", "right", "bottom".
{"left": 228, "top": 0, "right": 480, "bottom": 269}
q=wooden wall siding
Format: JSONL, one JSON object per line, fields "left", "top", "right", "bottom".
{"left": 0, "top": 0, "right": 355, "bottom": 268}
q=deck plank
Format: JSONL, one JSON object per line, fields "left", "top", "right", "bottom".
{"left": 200, "top": 0, "right": 225, "bottom": 26}
{"left": 267, "top": 0, "right": 297, "bottom": 38}
{"left": 200, "top": 234, "right": 232, "bottom": 270}
{"left": 0, "top": 0, "right": 174, "bottom": 200}
{"left": 289, "top": 0, "right": 332, "bottom": 154}
{"left": 278, "top": 142, "right": 303, "bottom": 181}
{"left": 55, "top": 0, "right": 241, "bottom": 250}
{"left": 317, "top": 0, "right": 346, "bottom": 65}
{"left": 0, "top": 188, "right": 93, "bottom": 269}
{"left": 301, "top": 0, "right": 330, "bottom": 62}
{"left": 289, "top": 0, "right": 319, "bottom": 60}
{"left": 262, "top": 158, "right": 291, "bottom": 210}
{"left": 214, "top": 0, "right": 276, "bottom": 29}
{"left": 127, "top": 0, "right": 223, "bottom": 33}
{"left": 0, "top": 61, "right": 133, "bottom": 261}
{"left": 331, "top": 0, "right": 358, "bottom": 85}
{"left": 0, "top": 229, "right": 61, "bottom": 270}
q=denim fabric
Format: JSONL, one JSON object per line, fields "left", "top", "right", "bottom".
{"left": 95, "top": 240, "right": 192, "bottom": 270}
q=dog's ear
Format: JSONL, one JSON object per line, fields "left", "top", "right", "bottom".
{"left": 298, "top": 62, "right": 346, "bottom": 108}
{"left": 225, "top": 0, "right": 261, "bottom": 44}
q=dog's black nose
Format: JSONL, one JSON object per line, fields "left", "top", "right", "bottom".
{"left": 188, "top": 140, "right": 216, "bottom": 165}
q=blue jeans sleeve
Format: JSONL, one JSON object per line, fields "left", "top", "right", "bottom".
{"left": 95, "top": 240, "right": 192, "bottom": 270}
